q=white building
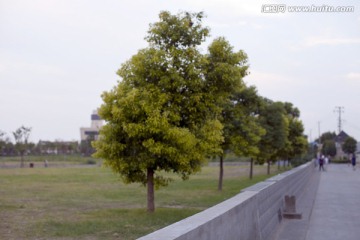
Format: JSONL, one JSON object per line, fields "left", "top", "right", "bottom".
{"left": 80, "top": 110, "right": 103, "bottom": 141}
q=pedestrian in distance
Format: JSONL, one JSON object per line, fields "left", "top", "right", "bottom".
{"left": 351, "top": 154, "right": 356, "bottom": 170}
{"left": 324, "top": 155, "right": 329, "bottom": 170}
{"left": 319, "top": 155, "right": 325, "bottom": 171}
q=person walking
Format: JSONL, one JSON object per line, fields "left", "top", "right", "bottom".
{"left": 319, "top": 155, "right": 325, "bottom": 171}
{"left": 324, "top": 155, "right": 329, "bottom": 170}
{"left": 351, "top": 154, "right": 356, "bottom": 170}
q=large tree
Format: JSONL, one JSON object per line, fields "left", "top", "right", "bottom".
{"left": 13, "top": 126, "right": 32, "bottom": 167}
{"left": 342, "top": 136, "right": 357, "bottom": 155}
{"left": 203, "top": 38, "right": 264, "bottom": 189}
{"left": 93, "top": 11, "right": 226, "bottom": 212}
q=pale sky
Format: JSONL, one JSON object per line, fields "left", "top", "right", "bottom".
{"left": 1, "top": 0, "right": 360, "bottom": 143}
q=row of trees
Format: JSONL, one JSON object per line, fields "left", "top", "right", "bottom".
{"left": 0, "top": 127, "right": 94, "bottom": 165}
{"left": 318, "top": 132, "right": 357, "bottom": 157}
{"left": 92, "top": 11, "right": 308, "bottom": 212}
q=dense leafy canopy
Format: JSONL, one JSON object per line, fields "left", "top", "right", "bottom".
{"left": 342, "top": 137, "right": 357, "bottom": 154}
{"left": 93, "top": 10, "right": 308, "bottom": 211}
{"left": 278, "top": 102, "right": 308, "bottom": 161}
{"left": 322, "top": 140, "right": 337, "bottom": 157}
{"left": 257, "top": 100, "right": 289, "bottom": 163}
{"left": 93, "top": 11, "right": 226, "bottom": 211}
{"left": 203, "top": 38, "right": 265, "bottom": 190}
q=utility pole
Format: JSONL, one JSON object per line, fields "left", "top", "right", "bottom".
{"left": 318, "top": 121, "right": 321, "bottom": 143}
{"left": 334, "top": 106, "right": 344, "bottom": 133}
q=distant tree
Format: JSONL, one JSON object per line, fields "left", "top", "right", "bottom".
{"left": 306, "top": 142, "right": 318, "bottom": 160}
{"left": 93, "top": 11, "right": 224, "bottom": 212}
{"left": 227, "top": 86, "right": 265, "bottom": 180}
{"left": 0, "top": 130, "right": 7, "bottom": 155}
{"left": 39, "top": 141, "right": 56, "bottom": 154}
{"left": 81, "top": 134, "right": 96, "bottom": 156}
{"left": 66, "top": 141, "right": 79, "bottom": 154}
{"left": 321, "top": 139, "right": 337, "bottom": 157}
{"left": 278, "top": 102, "right": 308, "bottom": 165}
{"left": 27, "top": 142, "right": 36, "bottom": 155}
{"left": 4, "top": 142, "right": 15, "bottom": 156}
{"left": 13, "top": 126, "right": 32, "bottom": 167}
{"left": 318, "top": 131, "right": 336, "bottom": 144}
{"left": 257, "top": 100, "right": 288, "bottom": 174}
{"left": 216, "top": 86, "right": 266, "bottom": 188}
{"left": 312, "top": 143, "right": 319, "bottom": 158}
{"left": 342, "top": 137, "right": 357, "bottom": 155}
{"left": 0, "top": 132, "right": 15, "bottom": 156}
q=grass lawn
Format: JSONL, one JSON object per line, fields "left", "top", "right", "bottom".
{"left": 0, "top": 155, "right": 99, "bottom": 167}
{"left": 0, "top": 163, "right": 286, "bottom": 239}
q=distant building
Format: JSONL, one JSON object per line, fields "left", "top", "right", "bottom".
{"left": 80, "top": 110, "right": 103, "bottom": 141}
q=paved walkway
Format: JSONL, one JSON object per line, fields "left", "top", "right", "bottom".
{"left": 305, "top": 164, "right": 360, "bottom": 240}
{"left": 275, "top": 164, "right": 360, "bottom": 240}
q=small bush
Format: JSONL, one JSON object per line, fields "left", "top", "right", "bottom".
{"left": 86, "top": 159, "right": 97, "bottom": 165}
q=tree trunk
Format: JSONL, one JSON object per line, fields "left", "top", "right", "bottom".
{"left": 267, "top": 160, "right": 271, "bottom": 175}
{"left": 147, "top": 168, "right": 155, "bottom": 213}
{"left": 218, "top": 155, "right": 224, "bottom": 191}
{"left": 249, "top": 158, "right": 254, "bottom": 179}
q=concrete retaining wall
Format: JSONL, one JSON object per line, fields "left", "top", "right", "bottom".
{"left": 138, "top": 162, "right": 316, "bottom": 240}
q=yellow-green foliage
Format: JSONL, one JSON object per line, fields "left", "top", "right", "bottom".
{"left": 93, "top": 11, "right": 225, "bottom": 189}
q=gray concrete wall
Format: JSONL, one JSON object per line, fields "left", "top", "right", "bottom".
{"left": 137, "top": 162, "right": 316, "bottom": 240}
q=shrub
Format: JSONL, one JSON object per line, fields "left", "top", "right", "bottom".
{"left": 86, "top": 159, "right": 97, "bottom": 165}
